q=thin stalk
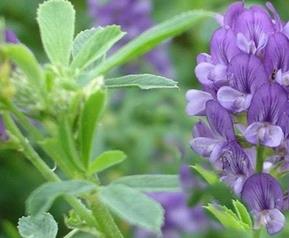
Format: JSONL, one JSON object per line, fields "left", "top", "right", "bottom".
{"left": 2, "top": 112, "right": 99, "bottom": 229}
{"left": 8, "top": 102, "right": 44, "bottom": 141}
{"left": 256, "top": 145, "right": 264, "bottom": 173}
{"left": 87, "top": 194, "right": 123, "bottom": 238}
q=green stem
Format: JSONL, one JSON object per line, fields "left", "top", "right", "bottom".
{"left": 2, "top": 112, "right": 99, "bottom": 229}
{"left": 8, "top": 102, "right": 44, "bottom": 141}
{"left": 256, "top": 145, "right": 264, "bottom": 173}
{"left": 87, "top": 194, "right": 123, "bottom": 238}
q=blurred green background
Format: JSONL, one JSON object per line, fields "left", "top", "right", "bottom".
{"left": 1, "top": 0, "right": 289, "bottom": 237}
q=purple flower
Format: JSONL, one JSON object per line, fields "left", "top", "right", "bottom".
{"left": 134, "top": 165, "right": 209, "bottom": 237}
{"left": 87, "top": 0, "right": 172, "bottom": 76}
{"left": 241, "top": 173, "right": 285, "bottom": 235}
{"left": 186, "top": 4, "right": 289, "bottom": 235}
{"left": 4, "top": 29, "right": 18, "bottom": 43}
{"left": 244, "top": 83, "right": 289, "bottom": 148}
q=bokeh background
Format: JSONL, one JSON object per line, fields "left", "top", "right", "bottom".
{"left": 1, "top": 0, "right": 289, "bottom": 237}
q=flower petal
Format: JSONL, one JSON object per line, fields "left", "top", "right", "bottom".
{"left": 248, "top": 83, "right": 288, "bottom": 126}
{"left": 206, "top": 100, "right": 235, "bottom": 140}
{"left": 195, "top": 62, "right": 215, "bottom": 85}
{"left": 192, "top": 121, "right": 215, "bottom": 138}
{"left": 217, "top": 86, "right": 252, "bottom": 112}
{"left": 190, "top": 137, "right": 220, "bottom": 157}
{"left": 223, "top": 1, "right": 245, "bottom": 29}
{"left": 264, "top": 33, "right": 289, "bottom": 75}
{"left": 244, "top": 122, "right": 284, "bottom": 147}
{"left": 210, "top": 28, "right": 240, "bottom": 65}
{"left": 241, "top": 173, "right": 283, "bottom": 211}
{"left": 265, "top": 209, "right": 285, "bottom": 235}
{"left": 186, "top": 89, "right": 213, "bottom": 116}
{"left": 228, "top": 53, "right": 267, "bottom": 93}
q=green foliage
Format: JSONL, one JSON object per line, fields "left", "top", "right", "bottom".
{"left": 37, "top": 0, "right": 75, "bottom": 65}
{"left": 79, "top": 89, "right": 106, "bottom": 168}
{"left": 100, "top": 184, "right": 164, "bottom": 233}
{"left": 232, "top": 200, "right": 252, "bottom": 228}
{"left": 71, "top": 26, "right": 125, "bottom": 70}
{"left": 105, "top": 74, "right": 178, "bottom": 89}
{"left": 112, "top": 175, "right": 180, "bottom": 192}
{"left": 88, "top": 150, "right": 126, "bottom": 175}
{"left": 91, "top": 10, "right": 214, "bottom": 76}
{"left": 1, "top": 44, "right": 43, "bottom": 89}
{"left": 191, "top": 164, "right": 218, "bottom": 185}
{"left": 26, "top": 180, "right": 96, "bottom": 216}
{"left": 18, "top": 213, "right": 58, "bottom": 238}
{"left": 205, "top": 203, "right": 250, "bottom": 231}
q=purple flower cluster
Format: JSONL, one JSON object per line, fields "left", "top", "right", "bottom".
{"left": 135, "top": 165, "right": 209, "bottom": 238}
{"left": 87, "top": 0, "right": 172, "bottom": 76}
{"left": 186, "top": 1, "right": 289, "bottom": 235}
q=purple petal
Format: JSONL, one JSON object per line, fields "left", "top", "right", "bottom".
{"left": 253, "top": 208, "right": 285, "bottom": 235}
{"left": 244, "top": 122, "right": 284, "bottom": 147}
{"left": 0, "top": 117, "right": 8, "bottom": 141}
{"left": 190, "top": 137, "right": 220, "bottom": 157}
{"left": 4, "top": 29, "right": 18, "bottom": 43}
{"left": 217, "top": 86, "right": 252, "bottom": 112}
{"left": 234, "top": 7, "right": 274, "bottom": 50}
{"left": 248, "top": 83, "right": 288, "bottom": 126}
{"left": 206, "top": 100, "right": 235, "bottom": 141}
{"left": 241, "top": 173, "right": 283, "bottom": 211}
{"left": 223, "top": 1, "right": 245, "bottom": 29}
{"left": 282, "top": 22, "right": 289, "bottom": 39}
{"left": 192, "top": 121, "right": 215, "bottom": 138}
{"left": 210, "top": 28, "right": 240, "bottom": 65}
{"left": 264, "top": 33, "right": 289, "bottom": 75}
{"left": 266, "top": 2, "right": 283, "bottom": 32}
{"left": 179, "top": 165, "right": 199, "bottom": 193}
{"left": 228, "top": 53, "right": 267, "bottom": 93}
{"left": 219, "top": 141, "right": 253, "bottom": 194}
{"left": 186, "top": 89, "right": 213, "bottom": 116}
{"left": 196, "top": 53, "right": 212, "bottom": 64}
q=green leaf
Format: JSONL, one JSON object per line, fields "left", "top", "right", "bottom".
{"left": 100, "top": 184, "right": 164, "bottom": 233}
{"left": 1, "top": 44, "right": 43, "bottom": 88}
{"left": 18, "top": 213, "right": 58, "bottom": 238}
{"left": 232, "top": 200, "right": 252, "bottom": 228}
{"left": 58, "top": 118, "right": 84, "bottom": 171}
{"left": 112, "top": 175, "right": 180, "bottom": 192}
{"left": 105, "top": 74, "right": 177, "bottom": 90}
{"left": 91, "top": 10, "right": 213, "bottom": 76}
{"left": 26, "top": 180, "right": 96, "bottom": 216}
{"left": 88, "top": 150, "right": 126, "bottom": 175}
{"left": 205, "top": 203, "right": 249, "bottom": 231}
{"left": 191, "top": 164, "right": 218, "bottom": 185}
{"left": 72, "top": 28, "right": 99, "bottom": 58}
{"left": 71, "top": 25, "right": 124, "bottom": 70}
{"left": 37, "top": 0, "right": 75, "bottom": 65}
{"left": 80, "top": 90, "right": 106, "bottom": 167}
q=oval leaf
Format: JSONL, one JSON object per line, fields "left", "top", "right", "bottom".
{"left": 18, "top": 213, "right": 58, "bottom": 238}
{"left": 112, "top": 175, "right": 180, "bottom": 192}
{"left": 100, "top": 184, "right": 164, "bottom": 233}
{"left": 26, "top": 180, "right": 96, "bottom": 216}
{"left": 37, "top": 0, "right": 75, "bottom": 65}
{"left": 80, "top": 89, "right": 106, "bottom": 167}
{"left": 105, "top": 74, "right": 177, "bottom": 89}
{"left": 88, "top": 150, "right": 126, "bottom": 175}
{"left": 71, "top": 25, "right": 125, "bottom": 70}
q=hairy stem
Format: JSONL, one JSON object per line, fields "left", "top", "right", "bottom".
{"left": 87, "top": 194, "right": 123, "bottom": 238}
{"left": 3, "top": 112, "right": 99, "bottom": 229}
